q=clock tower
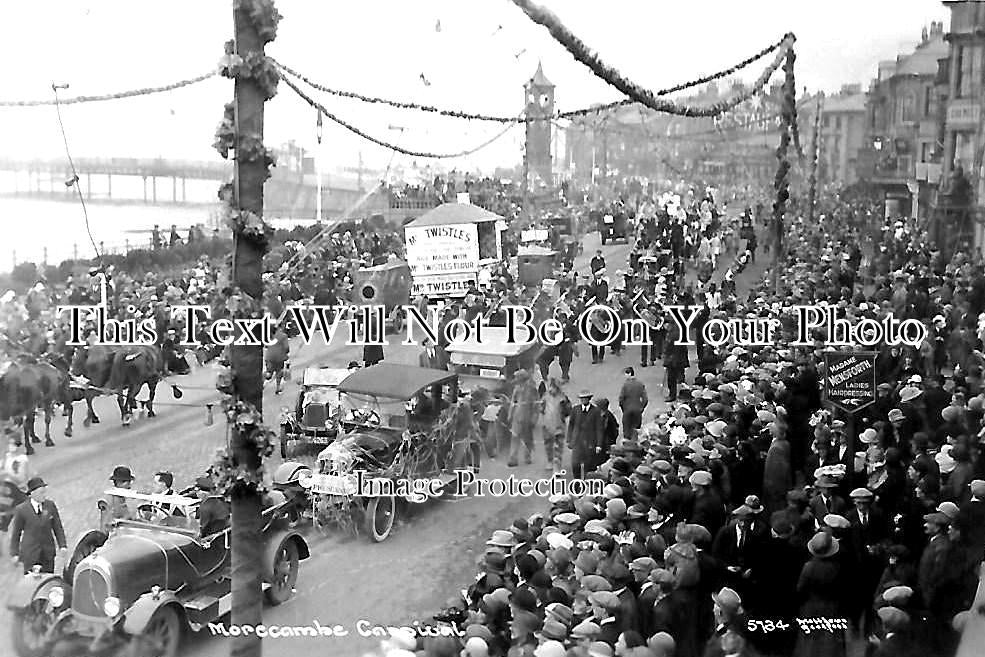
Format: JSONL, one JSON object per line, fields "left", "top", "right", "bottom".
{"left": 524, "top": 62, "right": 554, "bottom": 187}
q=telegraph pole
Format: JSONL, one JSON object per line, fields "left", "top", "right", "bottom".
{"left": 228, "top": 2, "right": 274, "bottom": 655}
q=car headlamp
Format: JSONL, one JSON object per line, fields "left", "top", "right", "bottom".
{"left": 103, "top": 596, "right": 121, "bottom": 617}
{"left": 47, "top": 586, "right": 64, "bottom": 608}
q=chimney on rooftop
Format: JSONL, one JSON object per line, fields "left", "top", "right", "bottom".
{"left": 922, "top": 26, "right": 929, "bottom": 43}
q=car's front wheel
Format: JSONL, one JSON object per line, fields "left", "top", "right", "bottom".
{"left": 11, "top": 599, "right": 57, "bottom": 657}
{"left": 363, "top": 496, "right": 396, "bottom": 542}
{"left": 265, "top": 540, "right": 300, "bottom": 606}
{"left": 131, "top": 605, "right": 181, "bottom": 657}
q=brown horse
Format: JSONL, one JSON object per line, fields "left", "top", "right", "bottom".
{"left": 0, "top": 359, "right": 67, "bottom": 454}
{"left": 71, "top": 345, "right": 164, "bottom": 426}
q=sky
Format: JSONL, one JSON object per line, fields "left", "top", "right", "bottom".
{"left": 0, "top": 0, "right": 949, "bottom": 177}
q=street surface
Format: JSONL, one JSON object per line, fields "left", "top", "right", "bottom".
{"left": 0, "top": 226, "right": 767, "bottom": 657}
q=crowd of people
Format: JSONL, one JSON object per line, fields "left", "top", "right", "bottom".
{"left": 3, "top": 171, "right": 984, "bottom": 657}
{"left": 362, "top": 187, "right": 984, "bottom": 657}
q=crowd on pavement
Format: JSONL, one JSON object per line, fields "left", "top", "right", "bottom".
{"left": 5, "top": 173, "right": 984, "bottom": 657}
{"left": 361, "top": 186, "right": 985, "bottom": 657}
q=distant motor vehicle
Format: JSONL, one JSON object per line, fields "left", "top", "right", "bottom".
{"left": 598, "top": 211, "right": 628, "bottom": 245}
{"left": 279, "top": 366, "right": 350, "bottom": 458}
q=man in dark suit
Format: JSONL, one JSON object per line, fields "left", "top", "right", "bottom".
{"left": 918, "top": 512, "right": 953, "bottom": 654}
{"left": 618, "top": 367, "right": 648, "bottom": 440}
{"left": 417, "top": 337, "right": 440, "bottom": 370}
{"left": 958, "top": 479, "right": 985, "bottom": 558}
{"left": 567, "top": 390, "right": 603, "bottom": 478}
{"left": 588, "top": 270, "right": 609, "bottom": 306}
{"left": 662, "top": 319, "right": 688, "bottom": 402}
{"left": 590, "top": 250, "right": 606, "bottom": 274}
{"left": 712, "top": 505, "right": 763, "bottom": 599}
{"left": 689, "top": 470, "right": 726, "bottom": 537}
{"left": 808, "top": 476, "right": 847, "bottom": 524}
{"left": 848, "top": 487, "right": 887, "bottom": 634}
{"left": 9, "top": 477, "right": 67, "bottom": 573}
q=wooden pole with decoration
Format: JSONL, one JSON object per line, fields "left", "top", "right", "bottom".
{"left": 214, "top": 1, "right": 281, "bottom": 656}
{"left": 771, "top": 47, "right": 797, "bottom": 297}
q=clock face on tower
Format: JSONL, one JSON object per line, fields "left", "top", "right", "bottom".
{"left": 539, "top": 93, "right": 550, "bottom": 107}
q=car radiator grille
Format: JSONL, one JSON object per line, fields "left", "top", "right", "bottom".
{"left": 73, "top": 567, "right": 109, "bottom": 617}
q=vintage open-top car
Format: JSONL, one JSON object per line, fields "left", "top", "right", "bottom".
{"left": 279, "top": 366, "right": 350, "bottom": 458}
{"left": 7, "top": 487, "right": 309, "bottom": 657}
{"left": 305, "top": 363, "right": 480, "bottom": 542}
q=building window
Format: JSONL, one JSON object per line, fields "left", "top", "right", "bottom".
{"left": 924, "top": 87, "right": 933, "bottom": 117}
{"left": 959, "top": 44, "right": 983, "bottom": 98}
{"left": 921, "top": 142, "right": 933, "bottom": 162}
{"left": 900, "top": 93, "right": 915, "bottom": 123}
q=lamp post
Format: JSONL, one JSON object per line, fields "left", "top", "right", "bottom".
{"left": 315, "top": 109, "right": 323, "bottom": 224}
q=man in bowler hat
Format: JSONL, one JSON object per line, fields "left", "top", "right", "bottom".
{"left": 567, "top": 390, "right": 603, "bottom": 478}
{"left": 9, "top": 477, "right": 67, "bottom": 573}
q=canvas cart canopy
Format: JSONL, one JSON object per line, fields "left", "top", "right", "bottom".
{"left": 446, "top": 326, "right": 534, "bottom": 360}
{"left": 337, "top": 363, "right": 458, "bottom": 400}
{"left": 404, "top": 202, "right": 503, "bottom": 229}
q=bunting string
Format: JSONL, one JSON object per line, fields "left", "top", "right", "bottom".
{"left": 0, "top": 71, "right": 218, "bottom": 107}
{"left": 273, "top": 32, "right": 791, "bottom": 122}
{"left": 280, "top": 74, "right": 518, "bottom": 159}
{"left": 508, "top": 0, "right": 795, "bottom": 117}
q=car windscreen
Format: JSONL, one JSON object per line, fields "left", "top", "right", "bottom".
{"left": 339, "top": 392, "right": 407, "bottom": 430}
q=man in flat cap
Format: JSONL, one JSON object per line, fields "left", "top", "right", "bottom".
{"left": 872, "top": 606, "right": 912, "bottom": 657}
{"left": 712, "top": 505, "right": 762, "bottom": 598}
{"left": 567, "top": 390, "right": 603, "bottom": 479}
{"left": 689, "top": 470, "right": 726, "bottom": 537}
{"left": 918, "top": 511, "right": 953, "bottom": 652}
{"left": 849, "top": 487, "right": 887, "bottom": 635}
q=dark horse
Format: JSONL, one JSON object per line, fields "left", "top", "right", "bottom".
{"left": 71, "top": 345, "right": 164, "bottom": 426}
{"left": 44, "top": 349, "right": 99, "bottom": 436}
{"left": 0, "top": 359, "right": 68, "bottom": 454}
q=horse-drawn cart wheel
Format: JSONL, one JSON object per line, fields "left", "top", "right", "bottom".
{"left": 363, "top": 496, "right": 396, "bottom": 542}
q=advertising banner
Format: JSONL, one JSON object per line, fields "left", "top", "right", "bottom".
{"left": 405, "top": 224, "right": 479, "bottom": 276}
{"left": 410, "top": 273, "right": 477, "bottom": 297}
{"left": 823, "top": 351, "right": 878, "bottom": 413}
